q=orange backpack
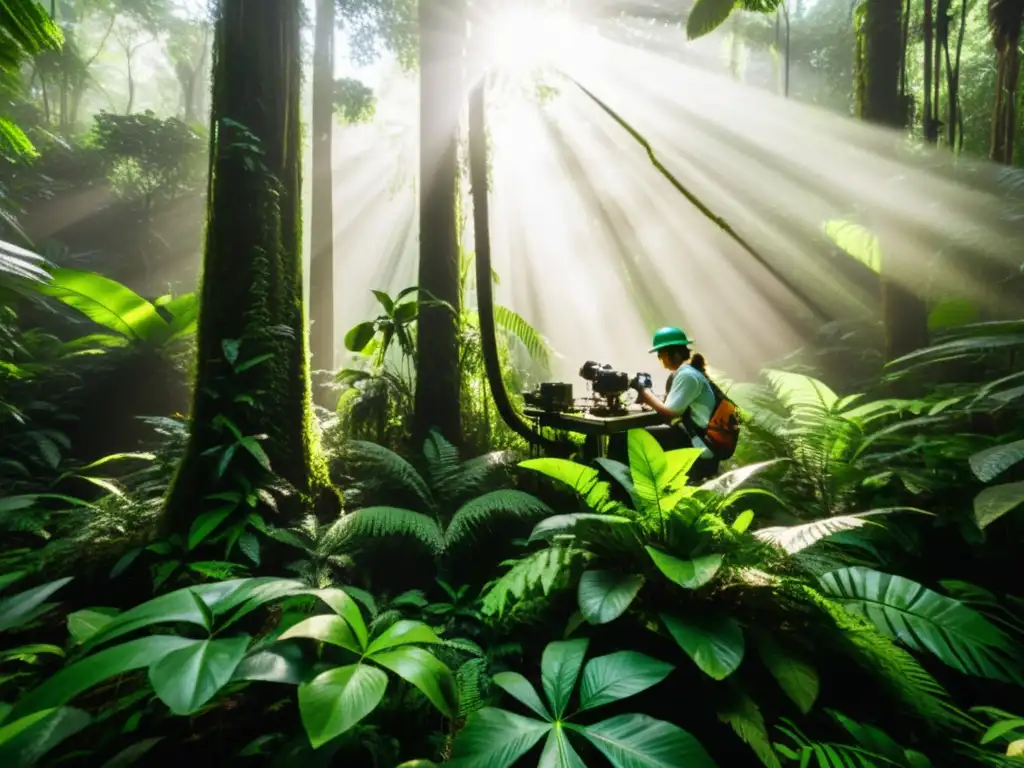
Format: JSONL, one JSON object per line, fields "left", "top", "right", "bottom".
{"left": 680, "top": 373, "right": 741, "bottom": 460}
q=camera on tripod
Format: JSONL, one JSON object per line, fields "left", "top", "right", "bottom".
{"left": 579, "top": 360, "right": 629, "bottom": 396}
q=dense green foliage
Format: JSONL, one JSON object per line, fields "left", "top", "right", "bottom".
{"left": 0, "top": 0, "right": 1023, "bottom": 766}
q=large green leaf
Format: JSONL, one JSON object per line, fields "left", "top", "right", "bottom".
{"left": 645, "top": 548, "right": 722, "bottom": 589}
{"left": 520, "top": 459, "right": 602, "bottom": 498}
{"left": 369, "top": 646, "right": 458, "bottom": 718}
{"left": 577, "top": 651, "right": 674, "bottom": 713}
{"left": 541, "top": 639, "right": 589, "bottom": 719}
{"left": 66, "top": 608, "right": 119, "bottom": 646}
{"left": 578, "top": 570, "right": 644, "bottom": 625}
{"left": 717, "top": 694, "right": 780, "bottom": 768}
{"left": 279, "top": 615, "right": 362, "bottom": 655}
{"left": 686, "top": 0, "right": 738, "bottom": 39}
{"left": 148, "top": 635, "right": 251, "bottom": 715}
{"left": 0, "top": 707, "right": 90, "bottom": 768}
{"left": 0, "top": 710, "right": 55, "bottom": 746}
{"left": 232, "top": 641, "right": 311, "bottom": 685}
{"left": 574, "top": 713, "right": 718, "bottom": 767}
{"left": 448, "top": 707, "right": 551, "bottom": 768}
{"left": 13, "top": 635, "right": 195, "bottom": 716}
{"left": 311, "top": 587, "right": 369, "bottom": 650}
{"left": 970, "top": 440, "right": 1024, "bottom": 485}
{"left": 491, "top": 672, "right": 552, "bottom": 720}
{"left": 819, "top": 567, "right": 1022, "bottom": 684}
{"left": 627, "top": 430, "right": 669, "bottom": 510}
{"left": 0, "top": 578, "right": 72, "bottom": 633}
{"left": 973, "top": 482, "right": 1024, "bottom": 530}
{"left": 365, "top": 620, "right": 442, "bottom": 655}
{"left": 298, "top": 664, "right": 388, "bottom": 748}
{"left": 756, "top": 638, "right": 819, "bottom": 715}
{"left": 538, "top": 724, "right": 586, "bottom": 768}
{"left": 660, "top": 613, "right": 745, "bottom": 681}
{"left": 35, "top": 269, "right": 170, "bottom": 343}
{"left": 529, "top": 513, "right": 633, "bottom": 542}
{"left": 82, "top": 587, "right": 213, "bottom": 650}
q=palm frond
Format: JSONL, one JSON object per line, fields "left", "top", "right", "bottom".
{"left": 329, "top": 506, "right": 445, "bottom": 555}
{"left": 819, "top": 567, "right": 1024, "bottom": 685}
{"left": 798, "top": 585, "right": 971, "bottom": 729}
{"left": 445, "top": 490, "right": 553, "bottom": 549}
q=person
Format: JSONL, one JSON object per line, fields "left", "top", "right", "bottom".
{"left": 607, "top": 326, "right": 721, "bottom": 484}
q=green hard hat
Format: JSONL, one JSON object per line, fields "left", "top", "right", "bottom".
{"left": 649, "top": 326, "right": 694, "bottom": 353}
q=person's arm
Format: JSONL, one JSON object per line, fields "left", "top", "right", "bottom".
{"left": 636, "top": 388, "right": 675, "bottom": 419}
{"left": 632, "top": 370, "right": 701, "bottom": 421}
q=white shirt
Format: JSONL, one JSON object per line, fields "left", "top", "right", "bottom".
{"left": 664, "top": 365, "right": 716, "bottom": 459}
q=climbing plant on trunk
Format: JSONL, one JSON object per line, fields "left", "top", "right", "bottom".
{"left": 164, "top": 0, "right": 332, "bottom": 534}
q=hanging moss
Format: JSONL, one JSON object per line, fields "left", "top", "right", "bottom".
{"left": 163, "top": 0, "right": 335, "bottom": 534}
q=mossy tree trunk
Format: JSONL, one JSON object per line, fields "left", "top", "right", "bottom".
{"left": 413, "top": 0, "right": 464, "bottom": 447}
{"left": 310, "top": 0, "right": 336, "bottom": 395}
{"left": 164, "top": 0, "right": 332, "bottom": 534}
{"left": 856, "top": 0, "right": 930, "bottom": 361}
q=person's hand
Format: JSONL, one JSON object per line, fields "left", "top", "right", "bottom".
{"left": 630, "top": 373, "right": 652, "bottom": 391}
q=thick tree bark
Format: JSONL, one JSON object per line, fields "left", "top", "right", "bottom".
{"left": 857, "top": 0, "right": 929, "bottom": 361}
{"left": 310, "top": 0, "right": 336, "bottom": 394}
{"left": 414, "top": 0, "right": 464, "bottom": 445}
{"left": 164, "top": 0, "right": 333, "bottom": 533}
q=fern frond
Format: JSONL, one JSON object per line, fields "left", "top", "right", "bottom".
{"left": 340, "top": 440, "right": 434, "bottom": 510}
{"left": 423, "top": 429, "right": 462, "bottom": 494}
{"left": 456, "top": 657, "right": 490, "bottom": 717}
{"left": 446, "top": 451, "right": 514, "bottom": 501}
{"left": 482, "top": 545, "right": 580, "bottom": 617}
{"left": 494, "top": 304, "right": 553, "bottom": 372}
{"left": 369, "top": 608, "right": 404, "bottom": 637}
{"left": 330, "top": 506, "right": 445, "bottom": 555}
{"left": 445, "top": 490, "right": 553, "bottom": 549}
{"left": 754, "top": 512, "right": 884, "bottom": 554}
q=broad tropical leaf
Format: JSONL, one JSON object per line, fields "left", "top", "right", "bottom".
{"left": 819, "top": 568, "right": 1023, "bottom": 684}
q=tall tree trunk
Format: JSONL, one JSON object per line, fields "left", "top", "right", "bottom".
{"left": 310, "top": 0, "right": 335, "bottom": 396}
{"left": 988, "top": 0, "right": 1023, "bottom": 164}
{"left": 856, "top": 0, "right": 929, "bottom": 360}
{"left": 414, "top": 0, "right": 464, "bottom": 445}
{"left": 164, "top": 0, "right": 333, "bottom": 533}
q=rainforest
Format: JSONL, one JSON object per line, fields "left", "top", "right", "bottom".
{"left": 1, "top": 0, "right": 1023, "bottom": 765}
